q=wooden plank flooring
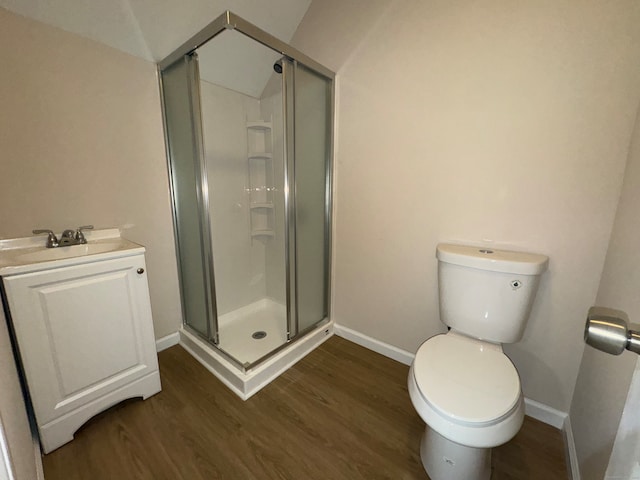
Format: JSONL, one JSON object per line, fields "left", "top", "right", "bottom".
{"left": 43, "top": 336, "right": 568, "bottom": 479}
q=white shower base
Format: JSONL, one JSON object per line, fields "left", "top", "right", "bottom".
{"left": 179, "top": 301, "right": 333, "bottom": 400}
{"left": 217, "top": 299, "right": 288, "bottom": 365}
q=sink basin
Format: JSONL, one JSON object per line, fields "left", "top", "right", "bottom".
{"left": 0, "top": 230, "right": 144, "bottom": 276}
{"left": 15, "top": 242, "right": 123, "bottom": 263}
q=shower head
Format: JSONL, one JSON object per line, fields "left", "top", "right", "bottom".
{"left": 273, "top": 60, "right": 283, "bottom": 74}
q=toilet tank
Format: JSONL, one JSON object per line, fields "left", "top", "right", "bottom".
{"left": 436, "top": 244, "right": 548, "bottom": 344}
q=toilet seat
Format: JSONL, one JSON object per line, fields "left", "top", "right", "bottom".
{"left": 413, "top": 333, "right": 521, "bottom": 427}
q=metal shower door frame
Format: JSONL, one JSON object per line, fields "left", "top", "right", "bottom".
{"left": 159, "top": 10, "right": 335, "bottom": 372}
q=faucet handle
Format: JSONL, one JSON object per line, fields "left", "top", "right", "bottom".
{"left": 75, "top": 225, "right": 94, "bottom": 244}
{"left": 32, "top": 229, "right": 59, "bottom": 248}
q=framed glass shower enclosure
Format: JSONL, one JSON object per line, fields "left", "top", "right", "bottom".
{"left": 159, "top": 11, "right": 333, "bottom": 371}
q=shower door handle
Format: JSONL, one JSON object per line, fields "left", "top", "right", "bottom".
{"left": 584, "top": 306, "right": 640, "bottom": 355}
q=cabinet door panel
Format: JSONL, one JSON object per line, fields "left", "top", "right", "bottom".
{"left": 40, "top": 269, "right": 141, "bottom": 397}
{"left": 3, "top": 255, "right": 158, "bottom": 425}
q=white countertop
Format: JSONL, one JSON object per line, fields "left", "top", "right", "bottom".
{"left": 0, "top": 229, "right": 145, "bottom": 276}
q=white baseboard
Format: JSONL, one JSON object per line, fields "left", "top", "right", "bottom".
{"left": 334, "top": 323, "right": 414, "bottom": 365}
{"left": 523, "top": 398, "right": 579, "bottom": 479}
{"left": 523, "top": 398, "right": 567, "bottom": 429}
{"left": 155, "top": 332, "right": 180, "bottom": 352}
{"left": 334, "top": 323, "right": 573, "bottom": 429}
{"left": 563, "top": 415, "right": 581, "bottom": 480}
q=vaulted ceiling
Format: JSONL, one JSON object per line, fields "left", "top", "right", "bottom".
{"left": 0, "top": 0, "right": 312, "bottom": 62}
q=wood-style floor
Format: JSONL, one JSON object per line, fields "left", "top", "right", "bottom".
{"left": 43, "top": 336, "right": 568, "bottom": 479}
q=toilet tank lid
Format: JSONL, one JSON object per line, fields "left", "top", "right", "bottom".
{"left": 436, "top": 243, "right": 549, "bottom": 275}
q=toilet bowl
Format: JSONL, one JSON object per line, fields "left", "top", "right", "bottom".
{"left": 408, "top": 244, "right": 548, "bottom": 480}
{"left": 408, "top": 333, "right": 524, "bottom": 480}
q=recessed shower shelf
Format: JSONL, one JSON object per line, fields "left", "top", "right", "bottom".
{"left": 248, "top": 152, "right": 272, "bottom": 160}
{"left": 251, "top": 230, "right": 275, "bottom": 238}
{"left": 247, "top": 118, "right": 275, "bottom": 241}
{"left": 246, "top": 121, "right": 272, "bottom": 131}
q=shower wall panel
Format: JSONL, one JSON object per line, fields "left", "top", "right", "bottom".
{"left": 200, "top": 81, "right": 265, "bottom": 316}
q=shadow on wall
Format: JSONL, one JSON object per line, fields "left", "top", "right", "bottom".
{"left": 583, "top": 446, "right": 618, "bottom": 480}
{"left": 503, "top": 344, "right": 566, "bottom": 407}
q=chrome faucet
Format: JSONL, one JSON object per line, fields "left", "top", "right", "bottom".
{"left": 32, "top": 229, "right": 59, "bottom": 248}
{"left": 33, "top": 225, "right": 93, "bottom": 248}
{"left": 59, "top": 229, "right": 76, "bottom": 246}
{"left": 74, "top": 225, "right": 93, "bottom": 244}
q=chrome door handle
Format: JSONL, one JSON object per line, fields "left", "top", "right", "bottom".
{"left": 584, "top": 306, "right": 640, "bottom": 355}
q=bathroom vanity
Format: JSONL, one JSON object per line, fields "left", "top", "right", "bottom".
{"left": 0, "top": 230, "right": 161, "bottom": 453}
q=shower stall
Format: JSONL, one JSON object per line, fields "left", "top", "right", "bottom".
{"left": 159, "top": 12, "right": 334, "bottom": 398}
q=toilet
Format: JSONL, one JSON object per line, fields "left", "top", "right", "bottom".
{"left": 408, "top": 243, "right": 548, "bottom": 480}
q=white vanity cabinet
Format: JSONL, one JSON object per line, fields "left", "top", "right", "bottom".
{"left": 1, "top": 247, "right": 161, "bottom": 454}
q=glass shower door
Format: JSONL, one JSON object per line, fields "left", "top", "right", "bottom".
{"left": 160, "top": 11, "right": 335, "bottom": 377}
{"left": 292, "top": 64, "right": 332, "bottom": 334}
{"left": 196, "top": 30, "right": 289, "bottom": 366}
{"left": 160, "top": 55, "right": 216, "bottom": 343}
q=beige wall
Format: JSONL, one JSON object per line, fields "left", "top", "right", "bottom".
{"left": 570, "top": 109, "right": 640, "bottom": 478}
{"left": 4, "top": 0, "right": 640, "bottom": 421}
{"left": 293, "top": 0, "right": 640, "bottom": 411}
{"left": 0, "top": 8, "right": 182, "bottom": 339}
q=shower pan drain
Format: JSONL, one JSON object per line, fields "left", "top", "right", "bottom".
{"left": 252, "top": 331, "right": 267, "bottom": 340}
